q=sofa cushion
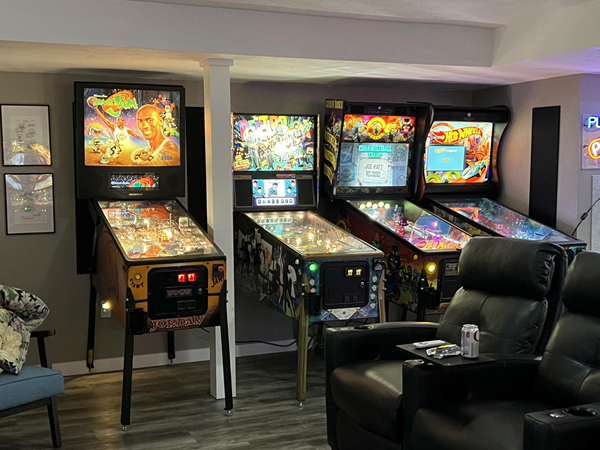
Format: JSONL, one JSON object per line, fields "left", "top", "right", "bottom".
{"left": 0, "top": 284, "right": 50, "bottom": 325}
{"left": 458, "top": 237, "right": 557, "bottom": 300}
{"left": 331, "top": 360, "right": 404, "bottom": 442}
{"left": 410, "top": 399, "right": 554, "bottom": 450}
{"left": 436, "top": 288, "right": 547, "bottom": 354}
{"left": 337, "top": 409, "right": 402, "bottom": 450}
{"left": 0, "top": 365, "right": 64, "bottom": 411}
{"left": 0, "top": 285, "right": 50, "bottom": 374}
{"left": 0, "top": 308, "right": 30, "bottom": 374}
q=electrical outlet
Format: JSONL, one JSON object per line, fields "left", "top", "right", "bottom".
{"left": 101, "top": 303, "right": 111, "bottom": 318}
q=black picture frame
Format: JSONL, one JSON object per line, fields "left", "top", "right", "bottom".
{"left": 4, "top": 173, "right": 55, "bottom": 235}
{"left": 1, "top": 104, "right": 52, "bottom": 167}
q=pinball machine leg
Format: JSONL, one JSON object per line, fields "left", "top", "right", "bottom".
{"left": 378, "top": 283, "right": 387, "bottom": 324}
{"left": 218, "top": 281, "right": 234, "bottom": 415}
{"left": 296, "top": 299, "right": 309, "bottom": 407}
{"left": 121, "top": 312, "right": 135, "bottom": 431}
{"left": 401, "top": 307, "right": 408, "bottom": 321}
{"left": 167, "top": 331, "right": 175, "bottom": 363}
{"left": 416, "top": 303, "right": 426, "bottom": 322}
{"left": 86, "top": 279, "right": 97, "bottom": 370}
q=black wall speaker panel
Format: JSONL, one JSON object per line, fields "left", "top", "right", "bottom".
{"left": 529, "top": 106, "right": 560, "bottom": 227}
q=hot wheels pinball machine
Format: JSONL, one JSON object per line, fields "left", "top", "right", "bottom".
{"left": 320, "top": 100, "right": 473, "bottom": 321}
{"left": 420, "top": 105, "right": 586, "bottom": 260}
{"left": 74, "top": 82, "right": 233, "bottom": 429}
{"left": 231, "top": 113, "right": 384, "bottom": 404}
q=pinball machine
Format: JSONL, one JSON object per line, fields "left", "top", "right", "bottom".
{"left": 319, "top": 100, "right": 473, "bottom": 321}
{"left": 231, "top": 112, "right": 385, "bottom": 404}
{"left": 420, "top": 105, "right": 586, "bottom": 260}
{"left": 74, "top": 82, "right": 233, "bottom": 429}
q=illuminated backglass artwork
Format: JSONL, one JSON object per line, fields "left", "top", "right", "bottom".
{"left": 83, "top": 87, "right": 181, "bottom": 167}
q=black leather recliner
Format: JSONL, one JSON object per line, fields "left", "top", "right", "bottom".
{"left": 403, "top": 250, "right": 600, "bottom": 450}
{"left": 325, "top": 237, "right": 567, "bottom": 450}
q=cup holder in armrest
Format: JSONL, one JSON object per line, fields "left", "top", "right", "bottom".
{"left": 563, "top": 408, "right": 598, "bottom": 417}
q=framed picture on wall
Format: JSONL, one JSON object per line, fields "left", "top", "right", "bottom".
{"left": 1, "top": 105, "right": 52, "bottom": 166}
{"left": 4, "top": 173, "right": 55, "bottom": 235}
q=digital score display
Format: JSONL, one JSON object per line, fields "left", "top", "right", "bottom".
{"left": 109, "top": 173, "right": 160, "bottom": 189}
{"left": 338, "top": 142, "right": 409, "bottom": 187}
{"left": 252, "top": 178, "right": 298, "bottom": 207}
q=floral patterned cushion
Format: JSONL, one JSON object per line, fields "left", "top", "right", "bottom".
{"left": 0, "top": 285, "right": 49, "bottom": 374}
{"left": 0, "top": 309, "right": 30, "bottom": 374}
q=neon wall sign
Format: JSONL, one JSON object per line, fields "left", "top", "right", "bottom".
{"left": 582, "top": 115, "right": 600, "bottom": 169}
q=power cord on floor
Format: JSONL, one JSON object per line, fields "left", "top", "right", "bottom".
{"left": 197, "top": 322, "right": 328, "bottom": 350}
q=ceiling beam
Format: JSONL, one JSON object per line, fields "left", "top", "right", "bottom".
{"left": 0, "top": 0, "right": 494, "bottom": 67}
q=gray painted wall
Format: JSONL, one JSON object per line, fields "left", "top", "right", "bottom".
{"left": 472, "top": 75, "right": 583, "bottom": 240}
{"left": 0, "top": 71, "right": 473, "bottom": 365}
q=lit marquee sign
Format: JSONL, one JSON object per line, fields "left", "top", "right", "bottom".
{"left": 586, "top": 116, "right": 600, "bottom": 129}
{"left": 582, "top": 115, "right": 600, "bottom": 169}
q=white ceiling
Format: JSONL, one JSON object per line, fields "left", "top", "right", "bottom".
{"left": 0, "top": 41, "right": 587, "bottom": 87}
{"left": 126, "top": 0, "right": 595, "bottom": 27}
{"left": 1, "top": 0, "right": 599, "bottom": 87}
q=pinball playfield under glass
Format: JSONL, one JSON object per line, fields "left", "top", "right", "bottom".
{"left": 348, "top": 199, "right": 471, "bottom": 251}
{"left": 98, "top": 199, "right": 218, "bottom": 260}
{"left": 439, "top": 197, "right": 576, "bottom": 243}
{"left": 244, "top": 211, "right": 377, "bottom": 257}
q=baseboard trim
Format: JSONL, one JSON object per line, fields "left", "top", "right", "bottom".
{"left": 54, "top": 340, "right": 297, "bottom": 377}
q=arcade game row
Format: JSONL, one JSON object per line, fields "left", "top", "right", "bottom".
{"left": 420, "top": 106, "right": 586, "bottom": 259}
{"left": 74, "top": 83, "right": 233, "bottom": 429}
{"left": 231, "top": 113, "right": 385, "bottom": 404}
{"left": 320, "top": 100, "right": 472, "bottom": 321}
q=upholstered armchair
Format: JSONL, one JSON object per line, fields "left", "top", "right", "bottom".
{"left": 325, "top": 237, "right": 567, "bottom": 450}
{"left": 403, "top": 250, "right": 600, "bottom": 450}
{"left": 0, "top": 285, "right": 64, "bottom": 448}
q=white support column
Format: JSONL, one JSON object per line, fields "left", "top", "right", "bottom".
{"left": 202, "top": 58, "right": 236, "bottom": 399}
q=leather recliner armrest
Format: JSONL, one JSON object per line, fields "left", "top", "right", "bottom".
{"left": 325, "top": 322, "right": 438, "bottom": 449}
{"left": 325, "top": 322, "right": 439, "bottom": 372}
{"left": 403, "top": 357, "right": 541, "bottom": 450}
{"left": 524, "top": 402, "right": 600, "bottom": 450}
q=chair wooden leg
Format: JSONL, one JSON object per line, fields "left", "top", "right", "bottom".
{"left": 47, "top": 396, "right": 61, "bottom": 448}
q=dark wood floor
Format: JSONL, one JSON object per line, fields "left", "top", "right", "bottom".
{"left": 1, "top": 352, "right": 329, "bottom": 450}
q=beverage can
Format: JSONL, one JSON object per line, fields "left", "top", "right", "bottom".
{"left": 461, "top": 324, "right": 479, "bottom": 358}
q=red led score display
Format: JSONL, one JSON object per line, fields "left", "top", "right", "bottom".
{"left": 178, "top": 273, "right": 197, "bottom": 282}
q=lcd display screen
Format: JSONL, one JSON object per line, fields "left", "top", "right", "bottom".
{"left": 232, "top": 115, "right": 315, "bottom": 171}
{"left": 425, "top": 121, "right": 493, "bottom": 184}
{"left": 338, "top": 142, "right": 409, "bottom": 188}
{"left": 426, "top": 145, "right": 466, "bottom": 172}
{"left": 83, "top": 87, "right": 181, "bottom": 167}
{"left": 252, "top": 178, "right": 297, "bottom": 207}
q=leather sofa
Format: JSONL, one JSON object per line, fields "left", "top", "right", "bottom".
{"left": 325, "top": 237, "right": 567, "bottom": 450}
{"left": 403, "top": 250, "right": 600, "bottom": 450}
